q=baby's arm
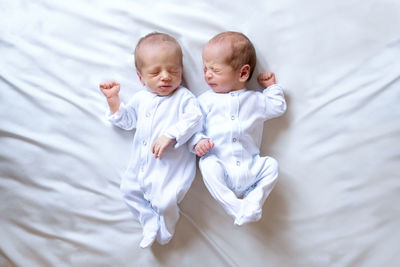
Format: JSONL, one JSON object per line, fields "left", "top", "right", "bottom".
{"left": 101, "top": 80, "right": 138, "bottom": 130}
{"left": 99, "top": 80, "right": 120, "bottom": 114}
{"left": 194, "top": 139, "right": 214, "bottom": 157}
{"left": 257, "top": 72, "right": 287, "bottom": 119}
{"left": 163, "top": 95, "right": 203, "bottom": 149}
{"left": 152, "top": 93, "right": 203, "bottom": 159}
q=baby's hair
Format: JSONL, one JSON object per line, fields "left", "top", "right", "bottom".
{"left": 134, "top": 32, "right": 183, "bottom": 71}
{"left": 208, "top": 31, "right": 256, "bottom": 80}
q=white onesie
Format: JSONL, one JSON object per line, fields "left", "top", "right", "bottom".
{"left": 107, "top": 86, "right": 202, "bottom": 247}
{"left": 190, "top": 84, "right": 286, "bottom": 226}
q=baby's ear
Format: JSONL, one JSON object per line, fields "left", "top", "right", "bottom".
{"left": 136, "top": 69, "right": 146, "bottom": 86}
{"left": 239, "top": 64, "right": 251, "bottom": 82}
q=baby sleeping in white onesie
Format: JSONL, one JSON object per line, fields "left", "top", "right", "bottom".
{"left": 100, "top": 33, "right": 202, "bottom": 248}
{"left": 191, "top": 31, "right": 287, "bottom": 226}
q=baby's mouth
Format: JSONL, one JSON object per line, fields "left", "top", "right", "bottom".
{"left": 159, "top": 85, "right": 172, "bottom": 90}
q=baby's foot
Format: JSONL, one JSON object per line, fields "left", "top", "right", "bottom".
{"left": 157, "top": 216, "right": 173, "bottom": 245}
{"left": 234, "top": 201, "right": 262, "bottom": 226}
{"left": 234, "top": 208, "right": 262, "bottom": 226}
{"left": 157, "top": 234, "right": 173, "bottom": 245}
{"left": 140, "top": 231, "right": 157, "bottom": 248}
{"left": 222, "top": 197, "right": 243, "bottom": 222}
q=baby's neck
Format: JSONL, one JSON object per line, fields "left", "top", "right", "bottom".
{"left": 229, "top": 87, "right": 245, "bottom": 92}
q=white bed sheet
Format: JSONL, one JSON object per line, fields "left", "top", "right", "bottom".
{"left": 1, "top": 0, "right": 399, "bottom": 266}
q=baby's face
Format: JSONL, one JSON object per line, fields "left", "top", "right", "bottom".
{"left": 137, "top": 43, "right": 182, "bottom": 96}
{"left": 202, "top": 43, "right": 243, "bottom": 93}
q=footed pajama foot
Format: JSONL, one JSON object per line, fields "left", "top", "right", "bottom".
{"left": 156, "top": 216, "right": 173, "bottom": 245}
{"left": 234, "top": 201, "right": 262, "bottom": 226}
{"left": 157, "top": 234, "right": 173, "bottom": 245}
{"left": 140, "top": 232, "right": 157, "bottom": 248}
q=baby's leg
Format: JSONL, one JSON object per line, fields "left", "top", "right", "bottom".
{"left": 245, "top": 157, "right": 279, "bottom": 207}
{"left": 151, "top": 188, "right": 180, "bottom": 245}
{"left": 236, "top": 157, "right": 278, "bottom": 226}
{"left": 199, "top": 155, "right": 242, "bottom": 221}
{"left": 120, "top": 178, "right": 159, "bottom": 248}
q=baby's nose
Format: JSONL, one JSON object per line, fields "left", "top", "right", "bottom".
{"left": 161, "top": 71, "right": 171, "bottom": 80}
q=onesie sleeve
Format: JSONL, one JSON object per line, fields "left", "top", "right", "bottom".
{"left": 164, "top": 95, "right": 202, "bottom": 148}
{"left": 262, "top": 84, "right": 287, "bottom": 120}
{"left": 187, "top": 98, "right": 210, "bottom": 153}
{"left": 106, "top": 98, "right": 138, "bottom": 130}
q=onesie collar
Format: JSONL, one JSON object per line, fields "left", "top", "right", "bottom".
{"left": 144, "top": 86, "right": 180, "bottom": 98}
{"left": 229, "top": 88, "right": 246, "bottom": 95}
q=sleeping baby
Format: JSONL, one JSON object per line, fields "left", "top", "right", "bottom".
{"left": 100, "top": 32, "right": 202, "bottom": 248}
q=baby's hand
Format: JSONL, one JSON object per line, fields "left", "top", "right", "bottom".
{"left": 257, "top": 72, "right": 276, "bottom": 88}
{"left": 194, "top": 139, "right": 214, "bottom": 157}
{"left": 99, "top": 80, "right": 120, "bottom": 99}
{"left": 152, "top": 135, "right": 174, "bottom": 159}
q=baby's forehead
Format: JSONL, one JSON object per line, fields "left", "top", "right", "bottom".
{"left": 137, "top": 42, "right": 182, "bottom": 69}
{"left": 137, "top": 41, "right": 182, "bottom": 64}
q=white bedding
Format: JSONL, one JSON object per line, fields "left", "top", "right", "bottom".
{"left": 1, "top": 0, "right": 399, "bottom": 266}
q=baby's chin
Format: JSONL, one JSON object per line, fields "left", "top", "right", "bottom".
{"left": 152, "top": 86, "right": 179, "bottom": 96}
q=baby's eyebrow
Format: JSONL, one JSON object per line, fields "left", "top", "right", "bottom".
{"left": 204, "top": 64, "right": 216, "bottom": 69}
{"left": 210, "top": 66, "right": 221, "bottom": 71}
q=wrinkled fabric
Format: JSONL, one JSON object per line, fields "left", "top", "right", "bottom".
{"left": 1, "top": 0, "right": 400, "bottom": 266}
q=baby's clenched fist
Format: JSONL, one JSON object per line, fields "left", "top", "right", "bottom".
{"left": 100, "top": 80, "right": 120, "bottom": 99}
{"left": 257, "top": 72, "right": 276, "bottom": 88}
